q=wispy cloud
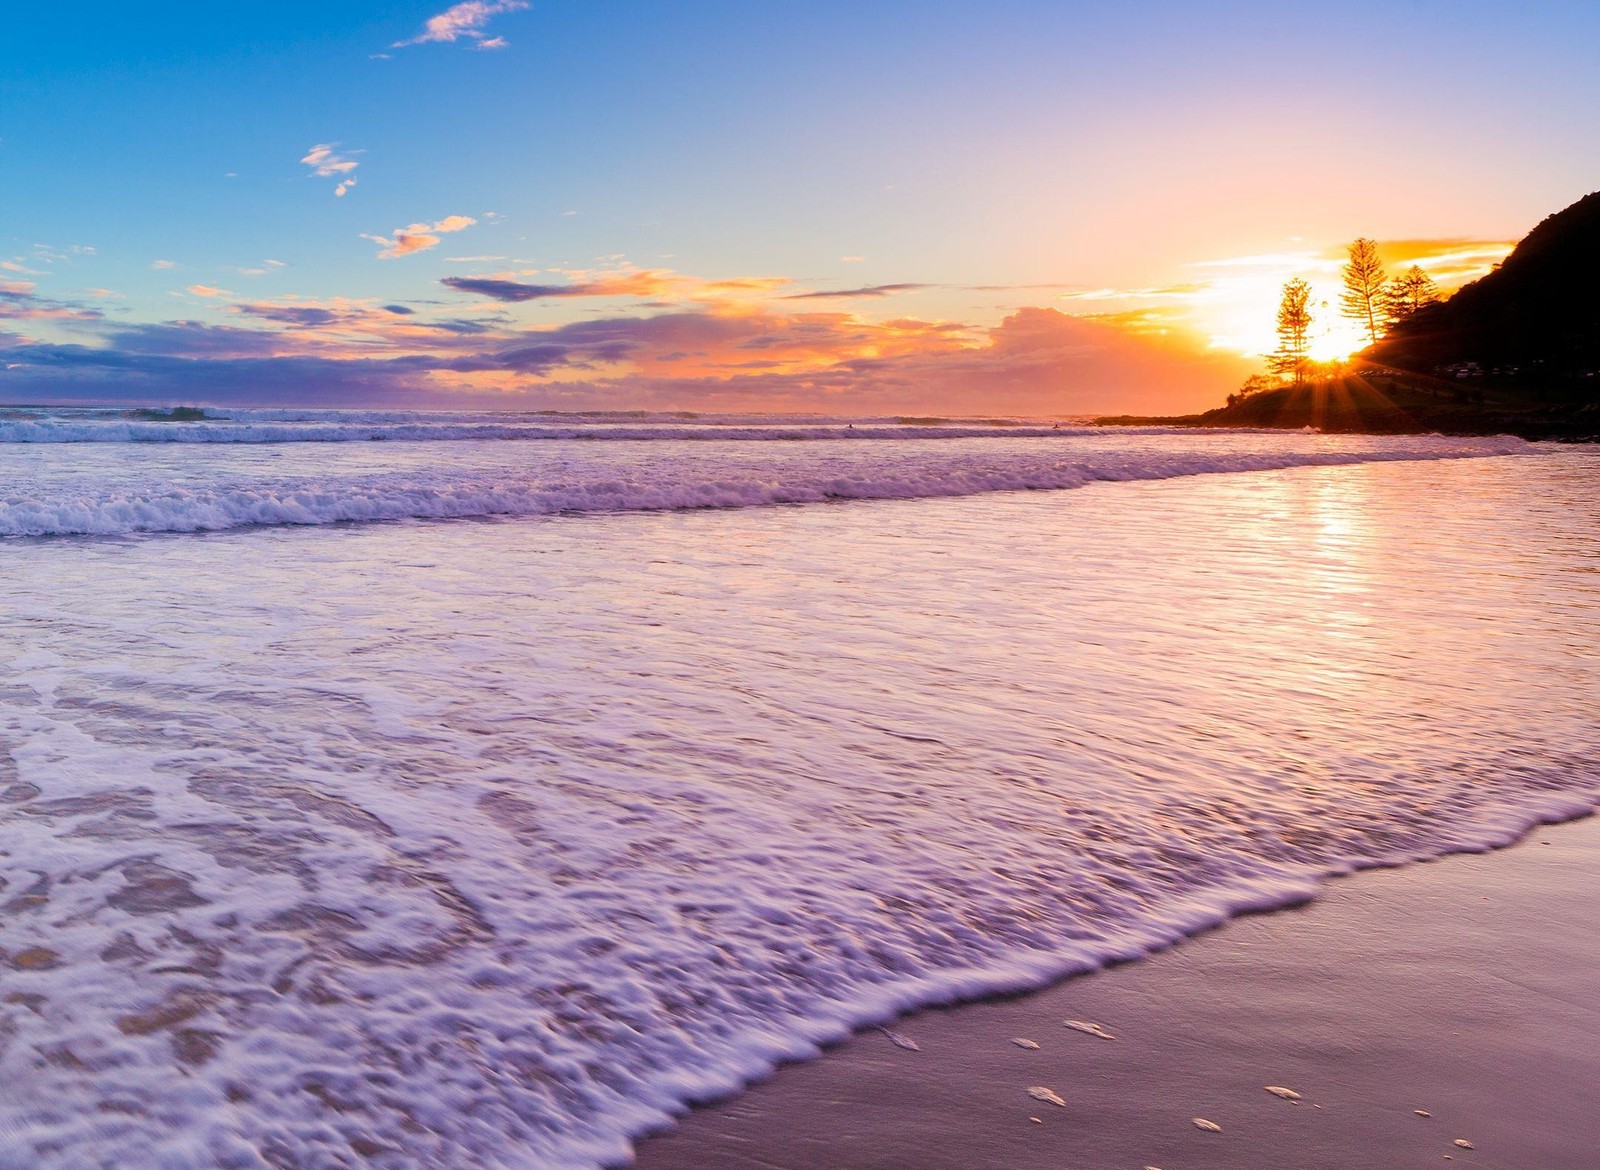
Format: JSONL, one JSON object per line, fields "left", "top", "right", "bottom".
{"left": 441, "top": 271, "right": 675, "bottom": 301}
{"left": 393, "top": 1, "right": 529, "bottom": 48}
{"left": 151, "top": 259, "right": 177, "bottom": 270}
{"left": 302, "top": 144, "right": 362, "bottom": 196}
{"left": 234, "top": 296, "right": 421, "bottom": 329}
{"left": 185, "top": 285, "right": 229, "bottom": 298}
{"left": 0, "top": 281, "right": 103, "bottom": 322}
{"left": 1367, "top": 238, "right": 1514, "bottom": 283}
{"left": 362, "top": 215, "right": 478, "bottom": 259}
{"left": 1058, "top": 283, "right": 1209, "bottom": 303}
{"left": 780, "top": 283, "right": 929, "bottom": 300}
{"left": 301, "top": 144, "right": 359, "bottom": 177}
{"left": 441, "top": 268, "right": 794, "bottom": 304}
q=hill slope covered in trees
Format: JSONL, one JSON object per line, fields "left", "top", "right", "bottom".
{"left": 1368, "top": 189, "right": 1600, "bottom": 388}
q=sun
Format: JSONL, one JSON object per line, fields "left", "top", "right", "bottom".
{"left": 1308, "top": 317, "right": 1370, "bottom": 363}
{"left": 1201, "top": 278, "right": 1376, "bottom": 363}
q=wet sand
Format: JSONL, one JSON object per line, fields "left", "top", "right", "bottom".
{"left": 631, "top": 812, "right": 1600, "bottom": 1169}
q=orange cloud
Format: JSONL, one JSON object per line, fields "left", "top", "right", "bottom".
{"left": 1370, "top": 238, "right": 1515, "bottom": 283}
{"left": 363, "top": 216, "right": 479, "bottom": 259}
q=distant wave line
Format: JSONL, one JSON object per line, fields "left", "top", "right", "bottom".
{"left": 2, "top": 420, "right": 1191, "bottom": 444}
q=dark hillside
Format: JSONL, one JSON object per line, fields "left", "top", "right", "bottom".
{"left": 1368, "top": 190, "right": 1600, "bottom": 399}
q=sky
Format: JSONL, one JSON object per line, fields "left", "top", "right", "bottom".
{"left": 3, "top": 0, "right": 1597, "bottom": 415}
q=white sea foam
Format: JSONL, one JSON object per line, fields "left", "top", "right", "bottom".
{"left": 0, "top": 435, "right": 1593, "bottom": 1170}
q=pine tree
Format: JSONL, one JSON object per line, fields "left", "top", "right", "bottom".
{"left": 1384, "top": 264, "right": 1441, "bottom": 328}
{"left": 1340, "top": 238, "right": 1387, "bottom": 346}
{"left": 1269, "top": 278, "right": 1314, "bottom": 386}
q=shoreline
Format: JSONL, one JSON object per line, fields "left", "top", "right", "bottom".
{"left": 1092, "top": 375, "right": 1600, "bottom": 442}
{"left": 1095, "top": 414, "right": 1600, "bottom": 443}
{"left": 631, "top": 811, "right": 1600, "bottom": 1169}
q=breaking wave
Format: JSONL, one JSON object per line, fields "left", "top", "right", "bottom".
{"left": 0, "top": 432, "right": 1532, "bottom": 538}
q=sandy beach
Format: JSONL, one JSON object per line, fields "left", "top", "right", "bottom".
{"left": 632, "top": 812, "right": 1600, "bottom": 1170}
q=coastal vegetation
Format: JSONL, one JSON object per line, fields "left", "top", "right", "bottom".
{"left": 1267, "top": 278, "right": 1314, "bottom": 386}
{"left": 1339, "top": 237, "right": 1390, "bottom": 346}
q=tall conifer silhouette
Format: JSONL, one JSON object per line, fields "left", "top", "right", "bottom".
{"left": 1384, "top": 264, "right": 1441, "bottom": 327}
{"left": 1270, "top": 278, "right": 1314, "bottom": 385}
{"left": 1340, "top": 238, "right": 1388, "bottom": 345}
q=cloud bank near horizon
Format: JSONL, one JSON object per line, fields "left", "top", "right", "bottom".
{"left": 0, "top": 267, "right": 1252, "bottom": 415}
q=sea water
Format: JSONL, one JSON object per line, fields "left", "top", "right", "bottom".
{"left": 0, "top": 411, "right": 1594, "bottom": 1169}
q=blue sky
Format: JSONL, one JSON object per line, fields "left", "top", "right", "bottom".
{"left": 3, "top": 1, "right": 1597, "bottom": 412}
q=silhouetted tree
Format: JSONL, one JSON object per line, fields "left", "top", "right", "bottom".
{"left": 1384, "top": 264, "right": 1441, "bottom": 328}
{"left": 1269, "top": 278, "right": 1314, "bottom": 385}
{"left": 1340, "top": 238, "right": 1387, "bottom": 345}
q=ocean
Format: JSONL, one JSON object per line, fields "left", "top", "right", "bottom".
{"left": 1, "top": 409, "right": 1594, "bottom": 1169}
